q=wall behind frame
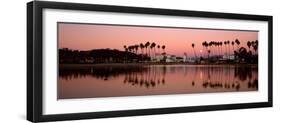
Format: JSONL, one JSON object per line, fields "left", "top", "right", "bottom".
{"left": 0, "top": 0, "right": 280, "bottom": 123}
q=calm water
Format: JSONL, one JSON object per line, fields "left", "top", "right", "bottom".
{"left": 58, "top": 64, "right": 258, "bottom": 99}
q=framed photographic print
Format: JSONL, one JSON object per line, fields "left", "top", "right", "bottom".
{"left": 27, "top": 1, "right": 273, "bottom": 122}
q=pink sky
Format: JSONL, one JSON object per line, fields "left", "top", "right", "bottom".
{"left": 58, "top": 23, "right": 258, "bottom": 57}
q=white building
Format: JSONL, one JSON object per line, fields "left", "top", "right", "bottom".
{"left": 184, "top": 57, "right": 196, "bottom": 63}
{"left": 152, "top": 54, "right": 183, "bottom": 63}
{"left": 151, "top": 53, "right": 163, "bottom": 62}
{"left": 222, "top": 54, "right": 235, "bottom": 60}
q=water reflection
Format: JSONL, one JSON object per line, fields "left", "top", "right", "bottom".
{"left": 60, "top": 65, "right": 148, "bottom": 81}
{"left": 59, "top": 65, "right": 258, "bottom": 99}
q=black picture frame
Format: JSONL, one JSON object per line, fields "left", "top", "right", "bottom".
{"left": 27, "top": 1, "right": 273, "bottom": 122}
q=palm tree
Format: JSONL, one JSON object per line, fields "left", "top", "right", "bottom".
{"left": 208, "top": 42, "right": 213, "bottom": 57}
{"left": 204, "top": 41, "right": 209, "bottom": 58}
{"left": 218, "top": 41, "right": 222, "bottom": 56}
{"left": 131, "top": 45, "right": 135, "bottom": 54}
{"left": 157, "top": 45, "right": 160, "bottom": 55}
{"left": 162, "top": 45, "right": 166, "bottom": 62}
{"left": 162, "top": 45, "right": 166, "bottom": 54}
{"left": 145, "top": 42, "right": 150, "bottom": 57}
{"left": 253, "top": 40, "right": 258, "bottom": 55}
{"left": 235, "top": 39, "right": 240, "bottom": 51}
{"left": 140, "top": 43, "right": 144, "bottom": 55}
{"left": 231, "top": 41, "right": 235, "bottom": 54}
{"left": 215, "top": 42, "right": 219, "bottom": 56}
{"left": 214, "top": 42, "right": 217, "bottom": 56}
{"left": 251, "top": 41, "right": 256, "bottom": 54}
{"left": 124, "top": 45, "right": 127, "bottom": 51}
{"left": 208, "top": 50, "right": 211, "bottom": 61}
{"left": 224, "top": 41, "right": 227, "bottom": 56}
{"left": 255, "top": 40, "right": 258, "bottom": 46}
{"left": 124, "top": 45, "right": 128, "bottom": 62}
{"left": 191, "top": 43, "right": 197, "bottom": 60}
{"left": 140, "top": 43, "right": 144, "bottom": 61}
{"left": 215, "top": 41, "right": 218, "bottom": 56}
{"left": 253, "top": 45, "right": 258, "bottom": 55}
{"left": 247, "top": 41, "right": 252, "bottom": 52}
{"left": 150, "top": 44, "right": 154, "bottom": 57}
{"left": 151, "top": 42, "right": 156, "bottom": 57}
{"left": 135, "top": 44, "right": 139, "bottom": 54}
{"left": 219, "top": 42, "right": 223, "bottom": 56}
{"left": 227, "top": 40, "right": 230, "bottom": 59}
{"left": 128, "top": 46, "right": 132, "bottom": 53}
{"left": 202, "top": 41, "right": 208, "bottom": 58}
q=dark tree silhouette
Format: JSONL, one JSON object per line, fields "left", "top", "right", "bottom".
{"left": 202, "top": 41, "right": 208, "bottom": 58}
{"left": 247, "top": 41, "right": 252, "bottom": 51}
{"left": 157, "top": 45, "right": 160, "bottom": 55}
{"left": 235, "top": 39, "right": 240, "bottom": 51}
{"left": 140, "top": 43, "right": 144, "bottom": 55}
{"left": 162, "top": 45, "right": 166, "bottom": 53}
{"left": 150, "top": 42, "right": 156, "bottom": 57}
{"left": 145, "top": 41, "right": 150, "bottom": 57}
{"left": 224, "top": 41, "right": 227, "bottom": 57}
{"left": 191, "top": 43, "right": 197, "bottom": 60}
{"left": 231, "top": 41, "right": 235, "bottom": 54}
{"left": 227, "top": 40, "right": 230, "bottom": 59}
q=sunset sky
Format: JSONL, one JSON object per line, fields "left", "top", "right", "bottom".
{"left": 58, "top": 23, "right": 258, "bottom": 57}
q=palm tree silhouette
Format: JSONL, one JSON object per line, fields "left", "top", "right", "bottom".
{"left": 252, "top": 40, "right": 258, "bottom": 55}
{"left": 219, "top": 42, "right": 223, "bottom": 56}
{"left": 247, "top": 41, "right": 251, "bottom": 52}
{"left": 162, "top": 45, "right": 166, "bottom": 54}
{"left": 140, "top": 43, "right": 144, "bottom": 55}
{"left": 217, "top": 42, "right": 220, "bottom": 56}
{"left": 157, "top": 45, "right": 160, "bottom": 55}
{"left": 145, "top": 41, "right": 150, "bottom": 57}
{"left": 150, "top": 44, "right": 154, "bottom": 57}
{"left": 135, "top": 44, "right": 139, "bottom": 54}
{"left": 202, "top": 41, "right": 208, "bottom": 58}
{"left": 151, "top": 42, "right": 156, "bottom": 57}
{"left": 251, "top": 41, "right": 256, "bottom": 54}
{"left": 231, "top": 41, "right": 235, "bottom": 55}
{"left": 207, "top": 42, "right": 211, "bottom": 54}
{"left": 124, "top": 45, "right": 127, "bottom": 51}
{"left": 215, "top": 42, "right": 219, "bottom": 56}
{"left": 227, "top": 40, "right": 230, "bottom": 59}
{"left": 208, "top": 49, "right": 211, "bottom": 61}
{"left": 131, "top": 45, "right": 135, "bottom": 54}
{"left": 162, "top": 45, "right": 166, "bottom": 61}
{"left": 132, "top": 45, "right": 135, "bottom": 53}
{"left": 140, "top": 43, "right": 144, "bottom": 61}
{"left": 127, "top": 46, "right": 132, "bottom": 53}
{"left": 124, "top": 45, "right": 128, "bottom": 62}
{"left": 224, "top": 41, "right": 227, "bottom": 57}
{"left": 191, "top": 43, "right": 197, "bottom": 60}
{"left": 235, "top": 39, "right": 240, "bottom": 51}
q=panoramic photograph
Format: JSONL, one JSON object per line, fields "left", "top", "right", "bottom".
{"left": 58, "top": 22, "right": 258, "bottom": 99}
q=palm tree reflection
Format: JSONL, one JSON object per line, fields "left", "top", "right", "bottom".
{"left": 59, "top": 65, "right": 257, "bottom": 91}
{"left": 123, "top": 66, "right": 166, "bottom": 88}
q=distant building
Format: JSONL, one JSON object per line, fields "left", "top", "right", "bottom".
{"left": 152, "top": 53, "right": 164, "bottom": 62}
{"left": 152, "top": 54, "right": 184, "bottom": 63}
{"left": 176, "top": 57, "right": 184, "bottom": 62}
{"left": 185, "top": 57, "right": 196, "bottom": 63}
{"left": 165, "top": 55, "right": 176, "bottom": 62}
{"left": 222, "top": 54, "right": 235, "bottom": 60}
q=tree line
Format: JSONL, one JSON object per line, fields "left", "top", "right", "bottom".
{"left": 190, "top": 39, "right": 258, "bottom": 64}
